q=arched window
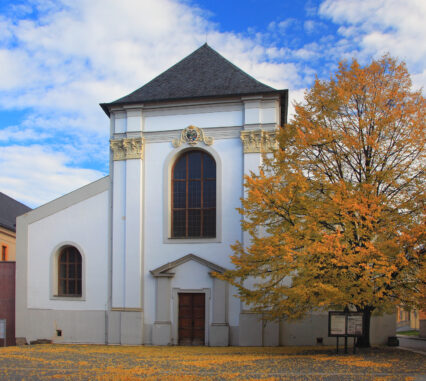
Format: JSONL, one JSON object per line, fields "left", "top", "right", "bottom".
{"left": 58, "top": 246, "right": 82, "bottom": 296}
{"left": 172, "top": 150, "right": 216, "bottom": 238}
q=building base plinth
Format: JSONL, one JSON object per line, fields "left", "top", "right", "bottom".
{"left": 152, "top": 322, "right": 172, "bottom": 345}
{"left": 209, "top": 324, "right": 229, "bottom": 346}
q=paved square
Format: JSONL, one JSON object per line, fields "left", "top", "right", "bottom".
{"left": 0, "top": 344, "right": 425, "bottom": 380}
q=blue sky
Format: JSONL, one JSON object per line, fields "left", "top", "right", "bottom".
{"left": 0, "top": 0, "right": 425, "bottom": 207}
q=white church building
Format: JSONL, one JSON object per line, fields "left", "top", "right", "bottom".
{"left": 16, "top": 44, "right": 395, "bottom": 346}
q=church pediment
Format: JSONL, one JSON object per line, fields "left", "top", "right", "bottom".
{"left": 150, "top": 254, "right": 227, "bottom": 278}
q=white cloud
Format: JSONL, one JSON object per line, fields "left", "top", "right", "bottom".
{"left": 0, "top": 0, "right": 298, "bottom": 114}
{"left": 412, "top": 69, "right": 426, "bottom": 92}
{"left": 0, "top": 125, "right": 51, "bottom": 142}
{"left": 304, "top": 20, "right": 326, "bottom": 35}
{"left": 292, "top": 45, "right": 319, "bottom": 61}
{"left": 319, "top": 0, "right": 426, "bottom": 89}
{"left": 0, "top": 49, "right": 40, "bottom": 90}
{"left": 277, "top": 18, "right": 298, "bottom": 32}
{"left": 305, "top": 1, "right": 318, "bottom": 17}
{"left": 288, "top": 88, "right": 307, "bottom": 121}
{"left": 0, "top": 0, "right": 300, "bottom": 207}
{"left": 304, "top": 20, "right": 316, "bottom": 34}
{"left": 1, "top": 0, "right": 425, "bottom": 207}
{"left": 0, "top": 145, "right": 104, "bottom": 207}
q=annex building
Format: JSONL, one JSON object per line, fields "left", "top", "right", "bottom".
{"left": 0, "top": 192, "right": 31, "bottom": 262}
{"left": 16, "top": 44, "right": 395, "bottom": 346}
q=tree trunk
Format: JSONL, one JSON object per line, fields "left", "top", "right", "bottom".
{"left": 356, "top": 306, "right": 373, "bottom": 347}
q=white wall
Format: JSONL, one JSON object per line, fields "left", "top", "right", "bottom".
{"left": 142, "top": 138, "right": 244, "bottom": 327}
{"left": 243, "top": 99, "right": 278, "bottom": 125}
{"left": 109, "top": 96, "right": 281, "bottom": 342}
{"left": 27, "top": 190, "right": 109, "bottom": 311}
{"left": 114, "top": 111, "right": 126, "bottom": 133}
{"left": 111, "top": 158, "right": 143, "bottom": 309}
{"left": 112, "top": 160, "right": 125, "bottom": 307}
{"left": 143, "top": 104, "right": 243, "bottom": 132}
{"left": 171, "top": 260, "right": 213, "bottom": 323}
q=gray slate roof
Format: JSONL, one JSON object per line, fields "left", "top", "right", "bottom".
{"left": 0, "top": 192, "right": 31, "bottom": 232}
{"left": 101, "top": 44, "right": 288, "bottom": 123}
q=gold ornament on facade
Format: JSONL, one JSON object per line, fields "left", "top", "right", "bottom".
{"left": 172, "top": 125, "right": 214, "bottom": 148}
{"left": 110, "top": 137, "right": 145, "bottom": 161}
{"left": 240, "top": 130, "right": 278, "bottom": 153}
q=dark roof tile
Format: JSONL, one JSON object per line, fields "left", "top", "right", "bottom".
{"left": 101, "top": 44, "right": 287, "bottom": 116}
{"left": 0, "top": 192, "right": 31, "bottom": 232}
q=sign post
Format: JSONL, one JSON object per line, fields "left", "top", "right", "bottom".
{"left": 329, "top": 311, "right": 363, "bottom": 354}
{"left": 0, "top": 319, "right": 6, "bottom": 347}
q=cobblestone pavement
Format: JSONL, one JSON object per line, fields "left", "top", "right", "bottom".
{"left": 0, "top": 344, "right": 425, "bottom": 380}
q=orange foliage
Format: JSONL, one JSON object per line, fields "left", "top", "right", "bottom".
{"left": 220, "top": 55, "right": 425, "bottom": 324}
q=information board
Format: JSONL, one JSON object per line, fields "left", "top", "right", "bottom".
{"left": 330, "top": 314, "right": 346, "bottom": 335}
{"left": 347, "top": 314, "right": 363, "bottom": 336}
{"left": 328, "top": 311, "right": 363, "bottom": 337}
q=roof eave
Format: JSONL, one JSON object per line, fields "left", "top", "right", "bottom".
{"left": 0, "top": 221, "right": 15, "bottom": 233}
{"left": 100, "top": 89, "right": 288, "bottom": 118}
{"left": 100, "top": 103, "right": 111, "bottom": 117}
{"left": 280, "top": 89, "right": 289, "bottom": 126}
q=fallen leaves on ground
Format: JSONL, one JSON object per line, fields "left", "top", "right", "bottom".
{"left": 0, "top": 345, "right": 423, "bottom": 380}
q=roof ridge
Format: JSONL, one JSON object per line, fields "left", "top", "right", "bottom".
{"left": 113, "top": 44, "right": 211, "bottom": 103}
{"left": 101, "top": 44, "right": 283, "bottom": 114}
{"left": 199, "top": 44, "right": 275, "bottom": 90}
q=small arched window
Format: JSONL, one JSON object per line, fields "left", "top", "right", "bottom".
{"left": 58, "top": 246, "right": 82, "bottom": 296}
{"left": 172, "top": 150, "right": 216, "bottom": 238}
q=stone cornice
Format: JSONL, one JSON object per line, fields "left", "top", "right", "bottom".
{"left": 240, "top": 129, "right": 278, "bottom": 153}
{"left": 150, "top": 254, "right": 227, "bottom": 278}
{"left": 112, "top": 126, "right": 243, "bottom": 143}
{"left": 110, "top": 137, "right": 145, "bottom": 161}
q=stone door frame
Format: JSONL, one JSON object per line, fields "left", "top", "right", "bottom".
{"left": 173, "top": 288, "right": 210, "bottom": 345}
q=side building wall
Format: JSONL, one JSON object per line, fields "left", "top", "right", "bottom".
{"left": 0, "top": 226, "right": 16, "bottom": 261}
{"left": 0, "top": 261, "right": 15, "bottom": 346}
{"left": 237, "top": 311, "right": 395, "bottom": 347}
{"left": 16, "top": 177, "right": 110, "bottom": 344}
{"left": 280, "top": 312, "right": 396, "bottom": 346}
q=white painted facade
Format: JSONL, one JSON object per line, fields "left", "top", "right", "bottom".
{"left": 105, "top": 97, "right": 276, "bottom": 345}
{"left": 27, "top": 190, "right": 109, "bottom": 311}
{"left": 15, "top": 49, "right": 395, "bottom": 346}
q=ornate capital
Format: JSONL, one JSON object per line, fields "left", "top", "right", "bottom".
{"left": 240, "top": 130, "right": 278, "bottom": 153}
{"left": 172, "top": 125, "right": 213, "bottom": 148}
{"left": 110, "top": 137, "right": 144, "bottom": 161}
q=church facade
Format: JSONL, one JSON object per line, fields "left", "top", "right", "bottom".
{"left": 16, "top": 45, "right": 395, "bottom": 346}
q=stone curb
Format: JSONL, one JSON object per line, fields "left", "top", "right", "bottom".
{"left": 397, "top": 335, "right": 426, "bottom": 342}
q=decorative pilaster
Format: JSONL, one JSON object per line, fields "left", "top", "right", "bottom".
{"left": 152, "top": 276, "right": 172, "bottom": 345}
{"left": 210, "top": 276, "right": 229, "bottom": 346}
{"left": 110, "top": 137, "right": 144, "bottom": 160}
{"left": 110, "top": 135, "right": 144, "bottom": 340}
{"left": 240, "top": 130, "right": 278, "bottom": 153}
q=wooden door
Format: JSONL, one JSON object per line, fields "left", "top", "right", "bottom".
{"left": 178, "top": 293, "right": 205, "bottom": 345}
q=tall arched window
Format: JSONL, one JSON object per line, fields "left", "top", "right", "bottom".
{"left": 172, "top": 150, "right": 216, "bottom": 238}
{"left": 58, "top": 246, "right": 82, "bottom": 296}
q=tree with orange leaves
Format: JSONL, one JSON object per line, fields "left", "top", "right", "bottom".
{"left": 221, "top": 55, "right": 425, "bottom": 347}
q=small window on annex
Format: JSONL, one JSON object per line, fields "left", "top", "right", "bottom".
{"left": 1, "top": 245, "right": 7, "bottom": 261}
{"left": 58, "top": 246, "right": 82, "bottom": 297}
{"left": 172, "top": 150, "right": 216, "bottom": 238}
